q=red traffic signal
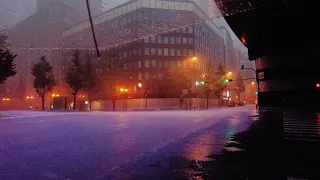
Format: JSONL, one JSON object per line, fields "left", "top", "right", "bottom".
{"left": 316, "top": 83, "right": 320, "bottom": 88}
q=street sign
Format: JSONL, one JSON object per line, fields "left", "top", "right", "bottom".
{"left": 182, "top": 89, "right": 188, "bottom": 95}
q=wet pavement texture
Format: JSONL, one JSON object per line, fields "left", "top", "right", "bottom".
{"left": 0, "top": 106, "right": 255, "bottom": 180}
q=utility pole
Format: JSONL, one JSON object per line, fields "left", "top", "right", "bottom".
{"left": 85, "top": 0, "right": 100, "bottom": 58}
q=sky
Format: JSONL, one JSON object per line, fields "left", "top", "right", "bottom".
{"left": 0, "top": 0, "right": 246, "bottom": 51}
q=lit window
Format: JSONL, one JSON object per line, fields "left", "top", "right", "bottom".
{"left": 151, "top": 48, "right": 156, "bottom": 55}
{"left": 145, "top": 60, "right": 150, "bottom": 67}
{"left": 182, "top": 37, "right": 187, "bottom": 44}
{"left": 151, "top": 60, "right": 157, "bottom": 67}
{"left": 157, "top": 48, "right": 163, "bottom": 56}
{"left": 145, "top": 48, "right": 150, "bottom": 55}
{"left": 177, "top": 49, "right": 182, "bottom": 56}
{"left": 170, "top": 49, "right": 175, "bottom": 56}
{"left": 164, "top": 48, "right": 169, "bottom": 56}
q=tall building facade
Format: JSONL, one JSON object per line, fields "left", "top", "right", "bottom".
{"left": 61, "top": 0, "right": 225, "bottom": 98}
{"left": 220, "top": 26, "right": 238, "bottom": 73}
{"left": 37, "top": 0, "right": 103, "bottom": 16}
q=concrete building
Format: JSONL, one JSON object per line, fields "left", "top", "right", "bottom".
{"left": 61, "top": 0, "right": 225, "bottom": 98}
{"left": 220, "top": 26, "right": 238, "bottom": 73}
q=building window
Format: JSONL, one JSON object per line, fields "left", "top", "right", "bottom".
{"left": 145, "top": 72, "right": 150, "bottom": 80}
{"left": 138, "top": 72, "right": 142, "bottom": 80}
{"left": 189, "top": 37, "right": 194, "bottom": 44}
{"left": 138, "top": 61, "right": 142, "bottom": 68}
{"left": 158, "top": 60, "right": 163, "bottom": 68}
{"left": 157, "top": 36, "right": 163, "bottom": 43}
{"left": 151, "top": 48, "right": 156, "bottom": 55}
{"left": 170, "top": 37, "right": 175, "bottom": 44}
{"left": 189, "top": 49, "right": 194, "bottom": 56}
{"left": 188, "top": 26, "right": 193, "bottom": 33}
{"left": 164, "top": 48, "right": 169, "bottom": 56}
{"left": 145, "top": 48, "right": 150, "bottom": 55}
{"left": 183, "top": 49, "right": 189, "bottom": 56}
{"left": 144, "top": 37, "right": 149, "bottom": 43}
{"left": 157, "top": 48, "right": 163, "bottom": 55}
{"left": 151, "top": 60, "right": 157, "bottom": 67}
{"left": 177, "top": 49, "right": 182, "bottom": 56}
{"left": 164, "top": 61, "right": 169, "bottom": 68}
{"left": 182, "top": 37, "right": 187, "bottom": 44}
{"left": 170, "top": 49, "right": 175, "bottom": 56}
{"left": 176, "top": 37, "right": 181, "bottom": 44}
{"left": 150, "top": 36, "right": 156, "bottom": 43}
{"left": 182, "top": 27, "right": 187, "bottom": 33}
{"left": 164, "top": 36, "right": 169, "bottom": 44}
{"left": 145, "top": 60, "right": 150, "bottom": 67}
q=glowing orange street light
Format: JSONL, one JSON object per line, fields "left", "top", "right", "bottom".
{"left": 52, "top": 94, "right": 56, "bottom": 97}
{"left": 120, "top": 88, "right": 124, "bottom": 92}
{"left": 124, "top": 89, "right": 128, "bottom": 92}
{"left": 228, "top": 72, "right": 232, "bottom": 75}
{"left": 192, "top": 57, "right": 198, "bottom": 61}
{"left": 138, "top": 83, "right": 143, "bottom": 88}
{"left": 251, "top": 82, "right": 255, "bottom": 85}
{"left": 26, "top": 96, "right": 30, "bottom": 99}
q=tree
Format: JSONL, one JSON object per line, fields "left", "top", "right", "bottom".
{"left": 0, "top": 49, "right": 17, "bottom": 84}
{"left": 31, "top": 56, "right": 56, "bottom": 110}
{"left": 15, "top": 75, "right": 27, "bottom": 107}
{"left": 202, "top": 62, "right": 215, "bottom": 109}
{"left": 65, "top": 50, "right": 85, "bottom": 110}
{"left": 83, "top": 55, "right": 99, "bottom": 111}
{"left": 234, "top": 73, "right": 246, "bottom": 102}
{"left": 213, "top": 63, "right": 228, "bottom": 107}
{"left": 165, "top": 68, "right": 193, "bottom": 95}
{"left": 0, "top": 30, "right": 8, "bottom": 49}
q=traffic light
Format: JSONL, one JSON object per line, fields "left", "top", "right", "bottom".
{"left": 316, "top": 83, "right": 320, "bottom": 88}
{"left": 224, "top": 79, "right": 232, "bottom": 83}
{"left": 201, "top": 81, "right": 205, "bottom": 85}
{"left": 195, "top": 81, "right": 200, "bottom": 86}
{"left": 255, "top": 92, "right": 258, "bottom": 95}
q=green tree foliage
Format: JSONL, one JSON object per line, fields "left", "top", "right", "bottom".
{"left": 65, "top": 50, "right": 85, "bottom": 110}
{"left": 202, "top": 61, "right": 215, "bottom": 109}
{"left": 82, "top": 54, "right": 99, "bottom": 111}
{"left": 163, "top": 68, "right": 193, "bottom": 95}
{"left": 15, "top": 75, "right": 27, "bottom": 101}
{"left": 31, "top": 56, "right": 56, "bottom": 110}
{"left": 0, "top": 49, "right": 17, "bottom": 84}
{"left": 213, "top": 63, "right": 228, "bottom": 107}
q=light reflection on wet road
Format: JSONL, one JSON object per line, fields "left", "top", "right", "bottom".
{"left": 0, "top": 106, "right": 255, "bottom": 179}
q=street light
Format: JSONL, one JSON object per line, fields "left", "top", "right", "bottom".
{"left": 251, "top": 81, "right": 255, "bottom": 85}
{"left": 138, "top": 83, "right": 142, "bottom": 88}
{"left": 120, "top": 88, "right": 124, "bottom": 92}
{"left": 192, "top": 57, "right": 198, "bottom": 61}
{"left": 228, "top": 72, "right": 232, "bottom": 75}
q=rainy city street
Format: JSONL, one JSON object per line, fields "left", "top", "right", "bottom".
{"left": 0, "top": 106, "right": 256, "bottom": 179}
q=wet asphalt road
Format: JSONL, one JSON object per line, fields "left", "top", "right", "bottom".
{"left": 0, "top": 106, "right": 255, "bottom": 179}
